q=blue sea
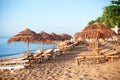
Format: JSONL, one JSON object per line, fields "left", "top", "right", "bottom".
{"left": 0, "top": 36, "right": 57, "bottom": 59}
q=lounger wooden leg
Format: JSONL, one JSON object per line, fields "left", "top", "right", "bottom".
{"left": 77, "top": 58, "right": 81, "bottom": 65}
{"left": 111, "top": 57, "right": 113, "bottom": 62}
{"left": 39, "top": 59, "right": 41, "bottom": 63}
{"left": 76, "top": 57, "right": 85, "bottom": 65}
{"left": 76, "top": 58, "right": 79, "bottom": 65}
{"left": 96, "top": 58, "right": 99, "bottom": 63}
{"left": 108, "top": 58, "right": 111, "bottom": 62}
{"left": 10, "top": 69, "right": 14, "bottom": 73}
{"left": 1, "top": 69, "right": 3, "bottom": 72}
{"left": 29, "top": 60, "right": 32, "bottom": 66}
{"left": 107, "top": 57, "right": 114, "bottom": 62}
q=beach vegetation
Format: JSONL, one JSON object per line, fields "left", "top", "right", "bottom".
{"left": 88, "top": 0, "right": 120, "bottom": 28}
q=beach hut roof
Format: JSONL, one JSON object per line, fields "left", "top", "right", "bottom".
{"left": 59, "top": 33, "right": 72, "bottom": 40}
{"left": 8, "top": 28, "right": 43, "bottom": 43}
{"left": 75, "top": 22, "right": 117, "bottom": 40}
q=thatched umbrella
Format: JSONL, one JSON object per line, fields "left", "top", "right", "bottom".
{"left": 38, "top": 31, "right": 54, "bottom": 50}
{"left": 50, "top": 32, "right": 63, "bottom": 48}
{"left": 76, "top": 22, "right": 117, "bottom": 40}
{"left": 59, "top": 33, "right": 72, "bottom": 41}
{"left": 74, "top": 32, "right": 81, "bottom": 41}
{"left": 50, "top": 32, "right": 63, "bottom": 42}
{"left": 8, "top": 28, "right": 43, "bottom": 53}
{"left": 75, "top": 22, "right": 117, "bottom": 54}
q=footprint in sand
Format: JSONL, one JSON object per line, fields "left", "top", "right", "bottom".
{"left": 79, "top": 78, "right": 84, "bottom": 80}
{"left": 67, "top": 70, "right": 72, "bottom": 73}
{"left": 65, "top": 73, "right": 73, "bottom": 78}
{"left": 102, "top": 77, "right": 108, "bottom": 80}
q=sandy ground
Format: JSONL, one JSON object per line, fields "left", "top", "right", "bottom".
{"left": 0, "top": 44, "right": 120, "bottom": 80}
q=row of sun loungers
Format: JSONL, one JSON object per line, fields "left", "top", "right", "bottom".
{"left": 24, "top": 41, "right": 77, "bottom": 66}
{"left": 58, "top": 41, "right": 78, "bottom": 52}
{"left": 0, "top": 48, "right": 64, "bottom": 71}
{"left": 24, "top": 48, "right": 63, "bottom": 65}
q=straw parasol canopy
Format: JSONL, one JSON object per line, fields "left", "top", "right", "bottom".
{"left": 50, "top": 32, "right": 63, "bottom": 42}
{"left": 74, "top": 32, "right": 81, "bottom": 41}
{"left": 75, "top": 22, "right": 117, "bottom": 40}
{"left": 50, "top": 32, "right": 63, "bottom": 48}
{"left": 38, "top": 31, "right": 54, "bottom": 50}
{"left": 38, "top": 31, "right": 54, "bottom": 44}
{"left": 59, "top": 33, "right": 72, "bottom": 41}
{"left": 8, "top": 28, "right": 43, "bottom": 53}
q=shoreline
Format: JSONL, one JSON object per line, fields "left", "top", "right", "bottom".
{"left": 0, "top": 53, "right": 27, "bottom": 62}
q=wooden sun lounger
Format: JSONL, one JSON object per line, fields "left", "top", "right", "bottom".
{"left": 0, "top": 65, "right": 25, "bottom": 73}
{"left": 0, "top": 60, "right": 29, "bottom": 73}
{"left": 76, "top": 55, "right": 120, "bottom": 65}
{"left": 76, "top": 55, "right": 105, "bottom": 65}
{"left": 106, "top": 55, "right": 119, "bottom": 62}
{"left": 103, "top": 51, "right": 118, "bottom": 56}
{"left": 0, "top": 60, "right": 29, "bottom": 66}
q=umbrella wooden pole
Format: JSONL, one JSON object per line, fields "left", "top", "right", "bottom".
{"left": 96, "top": 38, "right": 99, "bottom": 63}
{"left": 27, "top": 41, "right": 29, "bottom": 53}
{"left": 41, "top": 42, "right": 44, "bottom": 51}
{"left": 96, "top": 39, "right": 99, "bottom": 55}
{"left": 92, "top": 39, "right": 99, "bottom": 55}
{"left": 52, "top": 42, "right": 55, "bottom": 49}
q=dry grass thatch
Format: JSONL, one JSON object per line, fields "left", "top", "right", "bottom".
{"left": 59, "top": 33, "right": 72, "bottom": 40}
{"left": 50, "top": 32, "right": 63, "bottom": 42}
{"left": 75, "top": 22, "right": 117, "bottom": 40}
{"left": 8, "top": 28, "right": 43, "bottom": 44}
{"left": 74, "top": 32, "right": 81, "bottom": 41}
{"left": 38, "top": 31, "right": 54, "bottom": 44}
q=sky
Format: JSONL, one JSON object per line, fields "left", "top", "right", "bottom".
{"left": 0, "top": 0, "right": 111, "bottom": 36}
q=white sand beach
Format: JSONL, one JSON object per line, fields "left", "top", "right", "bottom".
{"left": 0, "top": 44, "right": 120, "bottom": 80}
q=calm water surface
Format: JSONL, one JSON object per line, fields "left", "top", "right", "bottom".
{"left": 0, "top": 36, "right": 57, "bottom": 59}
